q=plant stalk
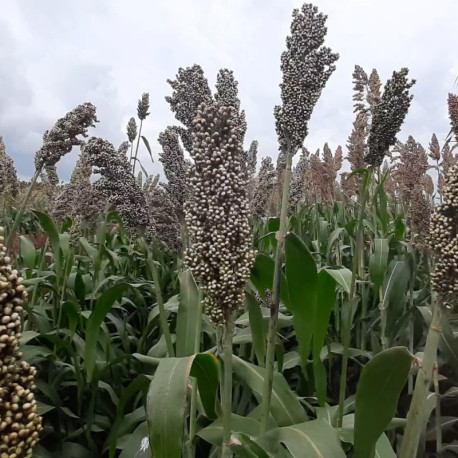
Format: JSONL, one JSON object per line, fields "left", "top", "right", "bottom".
{"left": 399, "top": 304, "right": 444, "bottom": 458}
{"left": 338, "top": 170, "right": 370, "bottom": 427}
{"left": 221, "top": 312, "right": 235, "bottom": 457}
{"left": 260, "top": 145, "right": 293, "bottom": 434}
{"left": 132, "top": 119, "right": 143, "bottom": 176}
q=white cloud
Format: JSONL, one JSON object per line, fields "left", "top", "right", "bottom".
{"left": 0, "top": 0, "right": 457, "bottom": 180}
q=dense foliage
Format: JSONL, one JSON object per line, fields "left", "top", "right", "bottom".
{"left": 1, "top": 3, "right": 458, "bottom": 458}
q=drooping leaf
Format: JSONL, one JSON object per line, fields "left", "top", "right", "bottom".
{"left": 232, "top": 356, "right": 307, "bottom": 426}
{"left": 256, "top": 419, "right": 346, "bottom": 458}
{"left": 246, "top": 291, "right": 266, "bottom": 366}
{"left": 354, "top": 346, "right": 412, "bottom": 458}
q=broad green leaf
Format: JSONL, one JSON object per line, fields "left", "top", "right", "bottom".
{"left": 141, "top": 136, "right": 154, "bottom": 163}
{"left": 250, "top": 253, "right": 290, "bottom": 306}
{"left": 354, "top": 346, "right": 412, "bottom": 458}
{"left": 256, "top": 419, "right": 346, "bottom": 457}
{"left": 232, "top": 355, "right": 307, "bottom": 426}
{"left": 284, "top": 232, "right": 317, "bottom": 370}
{"left": 312, "top": 270, "right": 336, "bottom": 405}
{"left": 147, "top": 354, "right": 219, "bottom": 458}
{"left": 19, "top": 236, "right": 36, "bottom": 269}
{"left": 325, "top": 268, "right": 352, "bottom": 294}
{"left": 119, "top": 422, "right": 151, "bottom": 458}
{"left": 246, "top": 291, "right": 266, "bottom": 366}
{"left": 85, "top": 283, "right": 128, "bottom": 381}
{"left": 369, "top": 238, "right": 389, "bottom": 292}
{"left": 230, "top": 433, "right": 270, "bottom": 458}
{"left": 176, "top": 270, "right": 202, "bottom": 357}
{"left": 198, "top": 414, "right": 261, "bottom": 445}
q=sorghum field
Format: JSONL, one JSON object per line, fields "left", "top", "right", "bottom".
{"left": 1, "top": 3, "right": 458, "bottom": 458}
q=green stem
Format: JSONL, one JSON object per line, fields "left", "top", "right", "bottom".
{"left": 400, "top": 304, "right": 444, "bottom": 458}
{"left": 7, "top": 169, "right": 41, "bottom": 249}
{"left": 132, "top": 119, "right": 143, "bottom": 176}
{"left": 188, "top": 289, "right": 203, "bottom": 455}
{"left": 338, "top": 170, "right": 370, "bottom": 427}
{"left": 408, "top": 254, "right": 416, "bottom": 394}
{"left": 433, "top": 361, "right": 441, "bottom": 454}
{"left": 379, "top": 286, "right": 387, "bottom": 350}
{"left": 222, "top": 312, "right": 235, "bottom": 457}
{"left": 260, "top": 145, "right": 293, "bottom": 434}
{"left": 150, "top": 257, "right": 175, "bottom": 357}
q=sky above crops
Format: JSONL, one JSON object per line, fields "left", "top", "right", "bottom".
{"left": 1, "top": 0, "right": 458, "bottom": 181}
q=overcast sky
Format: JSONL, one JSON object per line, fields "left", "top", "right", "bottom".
{"left": 1, "top": 0, "right": 457, "bottom": 181}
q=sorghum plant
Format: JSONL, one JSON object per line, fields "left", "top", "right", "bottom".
{"left": 83, "top": 137, "right": 151, "bottom": 235}
{"left": 365, "top": 68, "right": 415, "bottom": 167}
{"left": 185, "top": 101, "right": 255, "bottom": 454}
{"left": 7, "top": 103, "right": 97, "bottom": 248}
{"left": 448, "top": 93, "right": 458, "bottom": 137}
{"left": 262, "top": 2, "right": 338, "bottom": 433}
{"left": 401, "top": 160, "right": 458, "bottom": 457}
{"left": 0, "top": 227, "right": 42, "bottom": 457}
{"left": 132, "top": 93, "right": 151, "bottom": 175}
{"left": 0, "top": 137, "right": 18, "bottom": 200}
{"left": 158, "top": 127, "right": 188, "bottom": 216}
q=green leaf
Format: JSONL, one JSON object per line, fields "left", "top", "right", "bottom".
{"left": 19, "top": 236, "right": 36, "bottom": 269}
{"left": 147, "top": 354, "right": 219, "bottom": 458}
{"left": 354, "top": 346, "right": 412, "bottom": 458}
{"left": 119, "top": 422, "right": 151, "bottom": 458}
{"left": 176, "top": 270, "right": 202, "bottom": 357}
{"left": 230, "top": 433, "right": 270, "bottom": 458}
{"left": 284, "top": 232, "right": 317, "bottom": 370}
{"left": 250, "top": 253, "right": 290, "bottom": 306}
{"left": 190, "top": 354, "right": 219, "bottom": 419}
{"left": 232, "top": 355, "right": 307, "bottom": 426}
{"left": 198, "top": 415, "right": 261, "bottom": 445}
{"left": 246, "top": 291, "right": 266, "bottom": 366}
{"left": 34, "top": 210, "right": 62, "bottom": 274}
{"left": 85, "top": 283, "right": 128, "bottom": 381}
{"left": 141, "top": 136, "right": 154, "bottom": 163}
{"left": 312, "top": 270, "right": 336, "bottom": 405}
{"left": 369, "top": 238, "right": 389, "bottom": 292}
{"left": 256, "top": 419, "right": 346, "bottom": 457}
{"left": 325, "top": 268, "right": 352, "bottom": 294}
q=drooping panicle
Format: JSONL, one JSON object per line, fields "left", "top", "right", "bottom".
{"left": 428, "top": 161, "right": 458, "bottom": 310}
{"left": 274, "top": 3, "right": 339, "bottom": 153}
{"left": 83, "top": 137, "right": 150, "bottom": 234}
{"left": 34, "top": 103, "right": 98, "bottom": 173}
{"left": 158, "top": 127, "right": 188, "bottom": 213}
{"left": 0, "top": 227, "right": 43, "bottom": 456}
{"left": 365, "top": 68, "right": 415, "bottom": 167}
{"left": 185, "top": 102, "right": 255, "bottom": 324}
{"left": 166, "top": 65, "right": 213, "bottom": 132}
